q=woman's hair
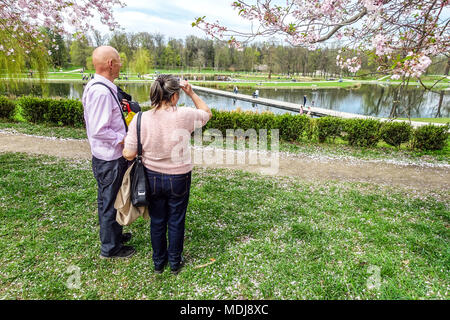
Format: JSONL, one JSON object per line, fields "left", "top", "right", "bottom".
{"left": 150, "top": 74, "right": 180, "bottom": 109}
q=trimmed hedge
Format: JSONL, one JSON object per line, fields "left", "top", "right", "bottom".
{"left": 277, "top": 114, "right": 311, "bottom": 142}
{"left": 343, "top": 118, "right": 382, "bottom": 148}
{"left": 205, "top": 109, "right": 310, "bottom": 141}
{"left": 316, "top": 116, "right": 345, "bottom": 143}
{"left": 18, "top": 96, "right": 84, "bottom": 127}
{"left": 413, "top": 124, "right": 449, "bottom": 151}
{"left": 0, "top": 96, "right": 16, "bottom": 120}
{"left": 380, "top": 121, "right": 413, "bottom": 148}
{"left": 3, "top": 96, "right": 448, "bottom": 151}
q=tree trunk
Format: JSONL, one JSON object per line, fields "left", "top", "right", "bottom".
{"left": 390, "top": 86, "right": 400, "bottom": 118}
{"left": 375, "top": 87, "right": 385, "bottom": 115}
{"left": 436, "top": 57, "right": 449, "bottom": 118}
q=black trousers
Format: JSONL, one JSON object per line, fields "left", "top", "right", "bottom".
{"left": 145, "top": 168, "right": 192, "bottom": 270}
{"left": 92, "top": 156, "right": 128, "bottom": 256}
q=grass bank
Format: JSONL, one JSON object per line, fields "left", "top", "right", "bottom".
{"left": 192, "top": 81, "right": 363, "bottom": 90}
{"left": 394, "top": 118, "right": 450, "bottom": 124}
{"left": 0, "top": 153, "right": 448, "bottom": 299}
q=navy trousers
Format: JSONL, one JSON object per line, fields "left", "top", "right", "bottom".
{"left": 145, "top": 168, "right": 192, "bottom": 270}
{"left": 92, "top": 156, "right": 128, "bottom": 257}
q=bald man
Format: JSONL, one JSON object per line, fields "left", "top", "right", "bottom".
{"left": 82, "top": 46, "right": 135, "bottom": 259}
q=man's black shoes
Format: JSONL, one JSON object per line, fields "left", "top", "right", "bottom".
{"left": 100, "top": 246, "right": 136, "bottom": 260}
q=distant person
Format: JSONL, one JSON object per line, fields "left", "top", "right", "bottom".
{"left": 299, "top": 105, "right": 304, "bottom": 115}
{"left": 233, "top": 86, "right": 239, "bottom": 94}
{"left": 82, "top": 46, "right": 135, "bottom": 260}
{"left": 122, "top": 75, "right": 212, "bottom": 275}
{"left": 252, "top": 89, "right": 259, "bottom": 98}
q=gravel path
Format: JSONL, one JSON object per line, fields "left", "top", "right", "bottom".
{"left": 1, "top": 132, "right": 448, "bottom": 192}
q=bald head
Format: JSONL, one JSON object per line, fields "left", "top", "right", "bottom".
{"left": 92, "top": 46, "right": 121, "bottom": 81}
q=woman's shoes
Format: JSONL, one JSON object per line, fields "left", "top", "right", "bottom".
{"left": 154, "top": 260, "right": 168, "bottom": 274}
{"left": 154, "top": 257, "right": 185, "bottom": 275}
{"left": 170, "top": 257, "right": 185, "bottom": 275}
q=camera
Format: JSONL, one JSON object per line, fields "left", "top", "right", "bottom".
{"left": 128, "top": 101, "right": 141, "bottom": 113}
{"left": 178, "top": 78, "right": 188, "bottom": 88}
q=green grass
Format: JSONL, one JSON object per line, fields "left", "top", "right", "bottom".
{"left": 4, "top": 69, "right": 449, "bottom": 90}
{"left": 394, "top": 118, "right": 450, "bottom": 124}
{"left": 0, "top": 153, "right": 448, "bottom": 299}
{"left": 193, "top": 81, "right": 362, "bottom": 90}
{"left": 0, "top": 120, "right": 87, "bottom": 140}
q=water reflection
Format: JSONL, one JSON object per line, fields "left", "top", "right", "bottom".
{"left": 0, "top": 81, "right": 448, "bottom": 118}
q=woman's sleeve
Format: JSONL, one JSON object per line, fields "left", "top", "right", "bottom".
{"left": 190, "top": 109, "right": 210, "bottom": 132}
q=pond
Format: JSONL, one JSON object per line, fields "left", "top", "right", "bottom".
{"left": 1, "top": 81, "right": 448, "bottom": 118}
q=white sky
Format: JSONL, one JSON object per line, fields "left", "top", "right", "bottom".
{"left": 91, "top": 1, "right": 450, "bottom": 46}
{"left": 94, "top": 0, "right": 255, "bottom": 41}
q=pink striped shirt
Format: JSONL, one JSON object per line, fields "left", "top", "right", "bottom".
{"left": 125, "top": 107, "right": 210, "bottom": 174}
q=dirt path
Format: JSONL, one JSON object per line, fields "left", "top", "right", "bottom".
{"left": 1, "top": 132, "right": 449, "bottom": 192}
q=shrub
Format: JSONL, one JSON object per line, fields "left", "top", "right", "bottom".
{"left": 276, "top": 114, "right": 310, "bottom": 142}
{"left": 18, "top": 96, "right": 84, "bottom": 127}
{"left": 204, "top": 109, "right": 311, "bottom": 142}
{"left": 18, "top": 96, "right": 52, "bottom": 123}
{"left": 205, "top": 109, "right": 234, "bottom": 135}
{"left": 48, "top": 99, "right": 84, "bottom": 127}
{"left": 413, "top": 124, "right": 449, "bottom": 151}
{"left": 316, "top": 116, "right": 344, "bottom": 143}
{"left": 343, "top": 118, "right": 382, "bottom": 148}
{"left": 0, "top": 96, "right": 16, "bottom": 119}
{"left": 380, "top": 121, "right": 412, "bottom": 148}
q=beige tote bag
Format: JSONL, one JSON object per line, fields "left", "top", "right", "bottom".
{"left": 115, "top": 162, "right": 150, "bottom": 226}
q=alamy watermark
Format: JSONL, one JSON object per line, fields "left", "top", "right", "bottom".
{"left": 169, "top": 122, "right": 280, "bottom": 175}
{"left": 367, "top": 265, "right": 382, "bottom": 291}
{"left": 66, "top": 265, "right": 81, "bottom": 290}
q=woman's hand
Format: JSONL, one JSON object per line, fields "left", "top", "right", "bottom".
{"left": 123, "top": 148, "right": 137, "bottom": 161}
{"left": 180, "top": 81, "right": 194, "bottom": 97}
{"left": 181, "top": 81, "right": 212, "bottom": 119}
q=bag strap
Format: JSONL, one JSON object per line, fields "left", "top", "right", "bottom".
{"left": 137, "top": 112, "right": 143, "bottom": 158}
{"left": 90, "top": 82, "right": 128, "bottom": 132}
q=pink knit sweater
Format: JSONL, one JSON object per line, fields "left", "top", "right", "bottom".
{"left": 124, "top": 107, "right": 210, "bottom": 174}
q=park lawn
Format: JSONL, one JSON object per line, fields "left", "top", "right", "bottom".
{"left": 0, "top": 152, "right": 448, "bottom": 299}
{"left": 0, "top": 120, "right": 87, "bottom": 140}
{"left": 394, "top": 118, "right": 450, "bottom": 124}
{"left": 5, "top": 70, "right": 449, "bottom": 90}
{"left": 192, "top": 81, "right": 362, "bottom": 90}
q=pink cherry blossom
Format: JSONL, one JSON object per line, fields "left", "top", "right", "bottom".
{"left": 195, "top": 0, "right": 450, "bottom": 80}
{"left": 1, "top": 0, "right": 124, "bottom": 56}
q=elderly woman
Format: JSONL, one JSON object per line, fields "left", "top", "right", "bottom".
{"left": 123, "top": 75, "right": 211, "bottom": 274}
